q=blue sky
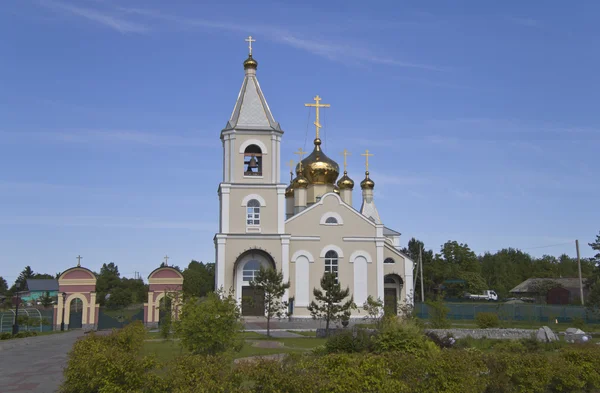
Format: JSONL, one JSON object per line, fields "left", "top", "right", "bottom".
{"left": 1, "top": 0, "right": 599, "bottom": 284}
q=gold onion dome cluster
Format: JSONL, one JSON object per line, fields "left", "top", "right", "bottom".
{"left": 360, "top": 171, "right": 375, "bottom": 190}
{"left": 292, "top": 167, "right": 309, "bottom": 189}
{"left": 296, "top": 138, "right": 340, "bottom": 185}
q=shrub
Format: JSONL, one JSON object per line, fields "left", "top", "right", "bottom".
{"left": 162, "top": 355, "right": 244, "bottom": 392}
{"left": 0, "top": 332, "right": 11, "bottom": 340}
{"left": 492, "top": 339, "right": 526, "bottom": 353}
{"left": 485, "top": 353, "right": 553, "bottom": 393}
{"left": 60, "top": 322, "right": 160, "bottom": 393}
{"left": 475, "top": 312, "right": 500, "bottom": 328}
{"left": 323, "top": 329, "right": 373, "bottom": 354}
{"left": 174, "top": 289, "right": 243, "bottom": 355}
{"left": 426, "top": 299, "right": 450, "bottom": 328}
{"left": 372, "top": 317, "right": 439, "bottom": 356}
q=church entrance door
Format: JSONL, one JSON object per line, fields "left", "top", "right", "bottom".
{"left": 384, "top": 288, "right": 397, "bottom": 315}
{"left": 241, "top": 287, "right": 265, "bottom": 316}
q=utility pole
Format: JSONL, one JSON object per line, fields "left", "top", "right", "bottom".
{"left": 413, "top": 253, "right": 419, "bottom": 300}
{"left": 419, "top": 245, "right": 425, "bottom": 303}
{"left": 576, "top": 240, "right": 584, "bottom": 306}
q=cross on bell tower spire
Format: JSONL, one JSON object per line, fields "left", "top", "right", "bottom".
{"left": 245, "top": 36, "right": 256, "bottom": 56}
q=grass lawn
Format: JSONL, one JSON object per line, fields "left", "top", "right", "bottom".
{"left": 142, "top": 335, "right": 326, "bottom": 362}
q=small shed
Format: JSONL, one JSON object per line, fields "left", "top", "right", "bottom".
{"left": 509, "top": 277, "right": 588, "bottom": 304}
{"left": 22, "top": 279, "right": 59, "bottom": 303}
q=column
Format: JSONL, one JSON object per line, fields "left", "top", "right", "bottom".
{"left": 216, "top": 236, "right": 226, "bottom": 289}
{"left": 281, "top": 237, "right": 290, "bottom": 302}
{"left": 376, "top": 240, "right": 384, "bottom": 301}
{"left": 271, "top": 135, "right": 277, "bottom": 183}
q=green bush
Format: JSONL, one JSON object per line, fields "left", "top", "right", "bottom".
{"left": 371, "top": 317, "right": 439, "bottom": 356}
{"left": 491, "top": 339, "right": 526, "bottom": 353}
{"left": 323, "top": 329, "right": 373, "bottom": 354}
{"left": 426, "top": 299, "right": 451, "bottom": 328}
{"left": 162, "top": 355, "right": 244, "bottom": 392}
{"left": 174, "top": 289, "right": 243, "bottom": 356}
{"left": 572, "top": 316, "right": 587, "bottom": 330}
{"left": 475, "top": 312, "right": 500, "bottom": 328}
{"left": 0, "top": 332, "right": 11, "bottom": 340}
{"left": 13, "top": 331, "right": 38, "bottom": 339}
{"left": 60, "top": 321, "right": 161, "bottom": 393}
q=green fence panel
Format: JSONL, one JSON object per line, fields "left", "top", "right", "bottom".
{"left": 97, "top": 307, "right": 144, "bottom": 330}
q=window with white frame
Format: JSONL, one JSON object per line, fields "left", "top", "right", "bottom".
{"left": 243, "top": 260, "right": 262, "bottom": 282}
{"left": 325, "top": 217, "right": 338, "bottom": 224}
{"left": 324, "top": 250, "right": 339, "bottom": 282}
{"left": 246, "top": 199, "right": 260, "bottom": 226}
{"left": 384, "top": 257, "right": 395, "bottom": 264}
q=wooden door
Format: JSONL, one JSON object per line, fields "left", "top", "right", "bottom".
{"left": 384, "top": 288, "right": 397, "bottom": 315}
{"left": 241, "top": 287, "right": 265, "bottom": 316}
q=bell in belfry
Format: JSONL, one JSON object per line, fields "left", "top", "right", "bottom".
{"left": 248, "top": 155, "right": 258, "bottom": 170}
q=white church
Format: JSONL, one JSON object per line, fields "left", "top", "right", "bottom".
{"left": 214, "top": 39, "right": 414, "bottom": 317}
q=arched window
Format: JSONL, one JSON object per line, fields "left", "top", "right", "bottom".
{"left": 324, "top": 250, "right": 339, "bottom": 282}
{"left": 384, "top": 258, "right": 395, "bottom": 264}
{"left": 325, "top": 217, "right": 338, "bottom": 224}
{"left": 246, "top": 199, "right": 260, "bottom": 226}
{"left": 244, "top": 145, "right": 262, "bottom": 176}
{"left": 384, "top": 276, "right": 396, "bottom": 284}
{"left": 243, "top": 260, "right": 262, "bottom": 282}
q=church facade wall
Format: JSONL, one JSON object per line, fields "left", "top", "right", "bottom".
{"left": 228, "top": 187, "right": 280, "bottom": 234}
{"left": 231, "top": 132, "right": 277, "bottom": 184}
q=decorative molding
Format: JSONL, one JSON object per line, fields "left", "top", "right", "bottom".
{"left": 238, "top": 139, "right": 268, "bottom": 154}
{"left": 343, "top": 237, "right": 379, "bottom": 242}
{"left": 349, "top": 250, "right": 373, "bottom": 264}
{"left": 319, "top": 212, "right": 344, "bottom": 225}
{"left": 290, "top": 236, "right": 320, "bottom": 241}
{"left": 320, "top": 244, "right": 344, "bottom": 258}
{"left": 241, "top": 193, "right": 266, "bottom": 206}
{"left": 60, "top": 279, "right": 97, "bottom": 286}
{"left": 291, "top": 250, "right": 315, "bottom": 263}
{"left": 246, "top": 226, "right": 262, "bottom": 233}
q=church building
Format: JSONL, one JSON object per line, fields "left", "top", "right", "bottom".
{"left": 214, "top": 38, "right": 414, "bottom": 317}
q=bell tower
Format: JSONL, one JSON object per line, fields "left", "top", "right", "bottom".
{"left": 215, "top": 37, "right": 287, "bottom": 291}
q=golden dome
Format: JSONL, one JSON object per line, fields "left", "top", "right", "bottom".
{"left": 333, "top": 185, "right": 340, "bottom": 194}
{"left": 297, "top": 138, "right": 339, "bottom": 185}
{"left": 285, "top": 184, "right": 294, "bottom": 197}
{"left": 243, "top": 54, "right": 258, "bottom": 70}
{"left": 293, "top": 166, "right": 309, "bottom": 189}
{"left": 337, "top": 170, "right": 355, "bottom": 190}
{"left": 360, "top": 171, "right": 375, "bottom": 190}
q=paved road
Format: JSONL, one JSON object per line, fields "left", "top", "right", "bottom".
{"left": 0, "top": 331, "right": 83, "bottom": 393}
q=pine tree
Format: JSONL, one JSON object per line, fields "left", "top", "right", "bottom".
{"left": 308, "top": 272, "right": 355, "bottom": 336}
{"left": 250, "top": 267, "right": 290, "bottom": 337}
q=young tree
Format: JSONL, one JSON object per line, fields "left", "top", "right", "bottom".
{"left": 174, "top": 289, "right": 243, "bottom": 355}
{"left": 39, "top": 291, "right": 55, "bottom": 308}
{"left": 250, "top": 267, "right": 290, "bottom": 337}
{"left": 307, "top": 272, "right": 355, "bottom": 336}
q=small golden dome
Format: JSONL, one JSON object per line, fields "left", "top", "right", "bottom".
{"left": 337, "top": 170, "right": 355, "bottom": 190}
{"left": 297, "top": 138, "right": 339, "bottom": 185}
{"left": 285, "top": 185, "right": 294, "bottom": 197}
{"left": 293, "top": 173, "right": 310, "bottom": 189}
{"left": 333, "top": 185, "right": 340, "bottom": 194}
{"left": 360, "top": 171, "right": 375, "bottom": 190}
{"left": 243, "top": 54, "right": 258, "bottom": 70}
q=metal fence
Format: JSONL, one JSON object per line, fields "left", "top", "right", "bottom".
{"left": 0, "top": 308, "right": 54, "bottom": 333}
{"left": 414, "top": 302, "right": 600, "bottom": 324}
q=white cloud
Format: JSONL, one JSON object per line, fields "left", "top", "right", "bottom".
{"left": 39, "top": 0, "right": 149, "bottom": 33}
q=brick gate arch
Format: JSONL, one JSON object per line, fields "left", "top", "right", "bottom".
{"left": 144, "top": 266, "right": 183, "bottom": 328}
{"left": 54, "top": 266, "right": 98, "bottom": 330}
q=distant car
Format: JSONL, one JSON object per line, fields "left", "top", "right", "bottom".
{"left": 464, "top": 290, "right": 498, "bottom": 301}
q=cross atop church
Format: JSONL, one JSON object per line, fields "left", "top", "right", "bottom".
{"left": 294, "top": 148, "right": 307, "bottom": 171}
{"left": 361, "top": 149, "right": 374, "bottom": 172}
{"left": 76, "top": 255, "right": 82, "bottom": 267}
{"left": 287, "top": 159, "right": 295, "bottom": 179}
{"left": 163, "top": 255, "right": 169, "bottom": 266}
{"left": 341, "top": 149, "right": 351, "bottom": 172}
{"left": 245, "top": 36, "right": 256, "bottom": 56}
{"left": 304, "top": 95, "right": 330, "bottom": 140}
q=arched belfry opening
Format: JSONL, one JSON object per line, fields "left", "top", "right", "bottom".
{"left": 244, "top": 144, "right": 262, "bottom": 176}
{"left": 233, "top": 249, "right": 275, "bottom": 316}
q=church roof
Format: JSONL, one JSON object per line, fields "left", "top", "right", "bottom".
{"left": 360, "top": 199, "right": 381, "bottom": 224}
{"left": 224, "top": 65, "right": 281, "bottom": 132}
{"left": 383, "top": 227, "right": 401, "bottom": 236}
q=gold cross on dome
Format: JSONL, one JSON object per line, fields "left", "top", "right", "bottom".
{"left": 245, "top": 36, "right": 256, "bottom": 56}
{"left": 76, "top": 255, "right": 83, "bottom": 267}
{"left": 304, "top": 95, "right": 330, "bottom": 140}
{"left": 293, "top": 148, "right": 307, "bottom": 171}
{"left": 341, "top": 149, "right": 351, "bottom": 172}
{"left": 163, "top": 255, "right": 169, "bottom": 266}
{"left": 361, "top": 149, "right": 374, "bottom": 171}
{"left": 287, "top": 159, "right": 295, "bottom": 180}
